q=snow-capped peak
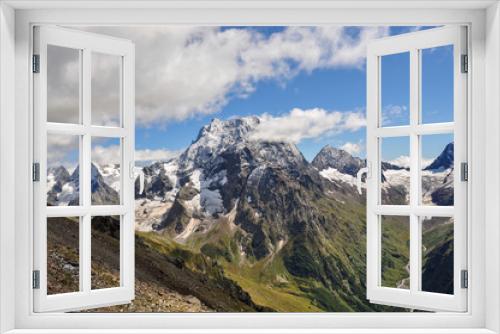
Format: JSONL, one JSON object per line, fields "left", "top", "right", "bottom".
{"left": 179, "top": 117, "right": 261, "bottom": 169}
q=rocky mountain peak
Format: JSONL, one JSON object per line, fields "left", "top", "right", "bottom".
{"left": 48, "top": 163, "right": 119, "bottom": 206}
{"left": 424, "top": 142, "right": 454, "bottom": 171}
{"left": 180, "top": 117, "right": 260, "bottom": 168}
{"left": 48, "top": 165, "right": 71, "bottom": 184}
{"left": 311, "top": 145, "right": 365, "bottom": 176}
{"left": 194, "top": 116, "right": 261, "bottom": 143}
{"left": 179, "top": 116, "right": 307, "bottom": 171}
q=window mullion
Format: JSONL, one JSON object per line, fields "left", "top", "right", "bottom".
{"left": 81, "top": 48, "right": 92, "bottom": 294}
{"left": 409, "top": 48, "right": 421, "bottom": 293}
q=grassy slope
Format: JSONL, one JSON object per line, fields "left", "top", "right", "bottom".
{"left": 47, "top": 216, "right": 271, "bottom": 312}
{"left": 381, "top": 216, "right": 410, "bottom": 288}
{"left": 422, "top": 221, "right": 454, "bottom": 294}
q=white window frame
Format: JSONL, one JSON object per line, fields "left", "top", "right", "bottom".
{"left": 32, "top": 25, "right": 135, "bottom": 312}
{"left": 0, "top": 1, "right": 499, "bottom": 333}
{"left": 366, "top": 26, "right": 468, "bottom": 312}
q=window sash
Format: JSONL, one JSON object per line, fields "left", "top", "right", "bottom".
{"left": 32, "top": 25, "right": 135, "bottom": 313}
{"left": 366, "top": 25, "right": 468, "bottom": 312}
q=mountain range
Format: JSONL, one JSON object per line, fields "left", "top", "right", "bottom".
{"left": 47, "top": 116, "right": 455, "bottom": 312}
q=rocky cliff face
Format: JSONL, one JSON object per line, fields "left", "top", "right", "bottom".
{"left": 131, "top": 117, "right": 406, "bottom": 311}
{"left": 312, "top": 145, "right": 365, "bottom": 176}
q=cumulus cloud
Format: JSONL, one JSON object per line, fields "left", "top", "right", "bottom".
{"left": 421, "top": 158, "right": 436, "bottom": 169}
{"left": 341, "top": 141, "right": 363, "bottom": 155}
{"left": 343, "top": 112, "right": 367, "bottom": 130}
{"left": 91, "top": 144, "right": 121, "bottom": 166}
{"left": 49, "top": 26, "right": 388, "bottom": 126}
{"left": 382, "top": 104, "right": 408, "bottom": 125}
{"left": 47, "top": 46, "right": 80, "bottom": 124}
{"left": 47, "top": 134, "right": 79, "bottom": 170}
{"left": 388, "top": 155, "right": 435, "bottom": 169}
{"left": 90, "top": 144, "right": 182, "bottom": 166}
{"left": 388, "top": 155, "right": 410, "bottom": 168}
{"left": 249, "top": 108, "right": 365, "bottom": 143}
{"left": 135, "top": 148, "right": 182, "bottom": 162}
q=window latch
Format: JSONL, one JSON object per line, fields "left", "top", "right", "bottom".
{"left": 356, "top": 162, "right": 371, "bottom": 195}
{"left": 130, "top": 162, "right": 145, "bottom": 194}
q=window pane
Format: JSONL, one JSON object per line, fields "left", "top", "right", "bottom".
{"left": 380, "top": 136, "right": 410, "bottom": 205}
{"left": 47, "top": 217, "right": 80, "bottom": 295}
{"left": 421, "top": 217, "right": 454, "bottom": 294}
{"left": 381, "top": 215, "right": 410, "bottom": 289}
{"left": 91, "top": 215, "right": 121, "bottom": 290}
{"left": 421, "top": 45, "right": 454, "bottom": 124}
{"left": 47, "top": 134, "right": 80, "bottom": 206}
{"left": 47, "top": 45, "right": 80, "bottom": 124}
{"left": 91, "top": 52, "right": 121, "bottom": 127}
{"left": 91, "top": 137, "right": 121, "bottom": 205}
{"left": 380, "top": 52, "right": 410, "bottom": 127}
{"left": 421, "top": 134, "right": 454, "bottom": 206}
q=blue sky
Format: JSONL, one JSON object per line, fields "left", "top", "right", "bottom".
{"left": 131, "top": 26, "right": 453, "bottom": 164}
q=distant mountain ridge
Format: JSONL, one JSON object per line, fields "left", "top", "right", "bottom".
{"left": 47, "top": 163, "right": 119, "bottom": 206}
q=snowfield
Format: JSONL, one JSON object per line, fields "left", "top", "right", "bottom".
{"left": 319, "top": 167, "right": 360, "bottom": 188}
{"left": 98, "top": 164, "right": 121, "bottom": 192}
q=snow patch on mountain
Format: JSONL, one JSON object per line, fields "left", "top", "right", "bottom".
{"left": 319, "top": 167, "right": 360, "bottom": 188}
{"left": 135, "top": 199, "right": 171, "bottom": 232}
{"left": 58, "top": 182, "right": 78, "bottom": 205}
{"left": 98, "top": 164, "right": 121, "bottom": 192}
{"left": 47, "top": 173, "right": 57, "bottom": 192}
{"left": 185, "top": 169, "right": 225, "bottom": 216}
{"left": 383, "top": 169, "right": 410, "bottom": 189}
{"left": 421, "top": 169, "right": 454, "bottom": 205}
{"left": 184, "top": 194, "right": 202, "bottom": 214}
{"left": 200, "top": 188, "right": 224, "bottom": 216}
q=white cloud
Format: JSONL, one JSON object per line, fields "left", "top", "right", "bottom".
{"left": 343, "top": 112, "right": 367, "bottom": 130}
{"left": 421, "top": 158, "right": 435, "bottom": 169}
{"left": 90, "top": 144, "right": 182, "bottom": 166}
{"left": 388, "top": 155, "right": 410, "bottom": 168}
{"left": 47, "top": 46, "right": 80, "bottom": 124}
{"left": 341, "top": 141, "right": 363, "bottom": 155}
{"left": 47, "top": 134, "right": 79, "bottom": 170}
{"left": 135, "top": 148, "right": 182, "bottom": 162}
{"left": 49, "top": 26, "right": 388, "bottom": 127}
{"left": 384, "top": 104, "right": 407, "bottom": 117}
{"left": 249, "top": 107, "right": 365, "bottom": 143}
{"left": 387, "top": 156, "right": 435, "bottom": 169}
{"left": 91, "top": 145, "right": 121, "bottom": 166}
{"left": 381, "top": 104, "right": 408, "bottom": 125}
